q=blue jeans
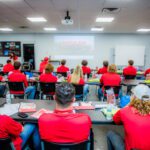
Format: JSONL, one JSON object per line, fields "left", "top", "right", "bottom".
{"left": 20, "top": 124, "right": 41, "bottom": 150}
{"left": 0, "top": 85, "right": 6, "bottom": 96}
{"left": 25, "top": 86, "right": 36, "bottom": 99}
{"left": 107, "top": 131, "right": 125, "bottom": 150}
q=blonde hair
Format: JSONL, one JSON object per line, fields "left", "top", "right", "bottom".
{"left": 108, "top": 64, "right": 117, "bottom": 73}
{"left": 45, "top": 63, "right": 54, "bottom": 73}
{"left": 129, "top": 97, "right": 150, "bottom": 115}
{"left": 70, "top": 65, "right": 83, "bottom": 84}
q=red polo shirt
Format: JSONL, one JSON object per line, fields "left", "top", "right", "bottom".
{"left": 38, "top": 109, "right": 91, "bottom": 143}
{"left": 123, "top": 66, "right": 137, "bottom": 76}
{"left": 82, "top": 66, "right": 91, "bottom": 74}
{"left": 100, "top": 72, "right": 121, "bottom": 86}
{"left": 144, "top": 68, "right": 150, "bottom": 77}
{"left": 39, "top": 61, "right": 48, "bottom": 73}
{"left": 97, "top": 67, "right": 108, "bottom": 74}
{"left": 57, "top": 65, "right": 69, "bottom": 73}
{"left": 67, "top": 75, "right": 85, "bottom": 85}
{"left": 39, "top": 73, "right": 57, "bottom": 82}
{"left": 3, "top": 63, "right": 14, "bottom": 73}
{"left": 113, "top": 106, "right": 150, "bottom": 150}
{"left": 0, "top": 115, "right": 22, "bottom": 150}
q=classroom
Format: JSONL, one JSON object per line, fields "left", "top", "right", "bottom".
{"left": 0, "top": 0, "right": 150, "bottom": 150}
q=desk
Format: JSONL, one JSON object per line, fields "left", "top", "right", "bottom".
{"left": 9, "top": 99, "right": 114, "bottom": 125}
{"left": 121, "top": 79, "right": 145, "bottom": 86}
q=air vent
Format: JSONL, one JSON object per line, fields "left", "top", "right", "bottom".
{"left": 19, "top": 26, "right": 29, "bottom": 29}
{"left": 102, "top": 8, "right": 121, "bottom": 14}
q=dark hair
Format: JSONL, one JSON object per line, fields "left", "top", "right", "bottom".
{"left": 45, "top": 64, "right": 54, "bottom": 73}
{"left": 128, "top": 60, "right": 134, "bottom": 66}
{"left": 7, "top": 60, "right": 11, "bottom": 64}
{"left": 103, "top": 60, "right": 109, "bottom": 67}
{"left": 82, "top": 60, "right": 88, "bottom": 66}
{"left": 14, "top": 61, "right": 21, "bottom": 70}
{"left": 55, "top": 83, "right": 75, "bottom": 107}
{"left": 61, "top": 59, "right": 66, "bottom": 65}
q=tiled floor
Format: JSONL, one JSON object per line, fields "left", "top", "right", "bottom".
{"left": 87, "top": 85, "right": 124, "bottom": 150}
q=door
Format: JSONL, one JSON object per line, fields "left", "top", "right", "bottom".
{"left": 23, "top": 44, "right": 35, "bottom": 69}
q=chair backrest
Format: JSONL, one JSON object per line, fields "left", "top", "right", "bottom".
{"left": 0, "top": 138, "right": 14, "bottom": 150}
{"left": 124, "top": 75, "right": 136, "bottom": 79}
{"left": 42, "top": 140, "right": 88, "bottom": 150}
{"left": 40, "top": 82, "right": 56, "bottom": 94}
{"left": 57, "top": 72, "right": 67, "bottom": 77}
{"left": 8, "top": 82, "right": 25, "bottom": 92}
{"left": 72, "top": 84, "right": 84, "bottom": 95}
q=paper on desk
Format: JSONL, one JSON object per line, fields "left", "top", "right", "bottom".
{"left": 0, "top": 103, "right": 20, "bottom": 116}
{"left": 94, "top": 103, "right": 108, "bottom": 109}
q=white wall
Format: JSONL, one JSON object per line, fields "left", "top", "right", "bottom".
{"left": 0, "top": 33, "right": 150, "bottom": 70}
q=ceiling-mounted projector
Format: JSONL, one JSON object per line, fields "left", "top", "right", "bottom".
{"left": 61, "top": 11, "right": 73, "bottom": 25}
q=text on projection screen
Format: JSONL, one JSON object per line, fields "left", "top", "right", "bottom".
{"left": 53, "top": 36, "right": 95, "bottom": 60}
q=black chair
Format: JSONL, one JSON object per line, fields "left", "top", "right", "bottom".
{"left": 41, "top": 140, "right": 90, "bottom": 150}
{"left": 72, "top": 84, "right": 84, "bottom": 101}
{"left": 124, "top": 75, "right": 136, "bottom": 79}
{"left": 57, "top": 72, "right": 67, "bottom": 77}
{"left": 8, "top": 81, "right": 26, "bottom": 99}
{"left": 84, "top": 74, "right": 90, "bottom": 79}
{"left": 40, "top": 82, "right": 56, "bottom": 99}
{"left": 0, "top": 138, "right": 15, "bottom": 150}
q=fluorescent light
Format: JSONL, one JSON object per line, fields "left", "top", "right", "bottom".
{"left": 27, "top": 17, "right": 47, "bottom": 22}
{"left": 137, "top": 28, "right": 150, "bottom": 32}
{"left": 44, "top": 27, "right": 57, "bottom": 31}
{"left": 96, "top": 17, "right": 114, "bottom": 22}
{"left": 91, "top": 28, "right": 104, "bottom": 31}
{"left": 0, "top": 28, "right": 13, "bottom": 31}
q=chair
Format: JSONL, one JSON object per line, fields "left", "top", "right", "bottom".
{"left": 8, "top": 81, "right": 26, "bottom": 99}
{"left": 41, "top": 140, "right": 90, "bottom": 150}
{"left": 124, "top": 75, "right": 136, "bottom": 79}
{"left": 84, "top": 73, "right": 90, "bottom": 79}
{"left": 0, "top": 138, "right": 15, "bottom": 150}
{"left": 72, "top": 84, "right": 84, "bottom": 101}
{"left": 57, "top": 72, "right": 67, "bottom": 77}
{"left": 40, "top": 82, "right": 56, "bottom": 100}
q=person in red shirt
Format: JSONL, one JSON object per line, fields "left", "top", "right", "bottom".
{"left": 107, "top": 84, "right": 150, "bottom": 150}
{"left": 81, "top": 60, "right": 91, "bottom": 76}
{"left": 57, "top": 59, "right": 69, "bottom": 73}
{"left": 3, "top": 59, "right": 14, "bottom": 73}
{"left": 39, "top": 57, "right": 49, "bottom": 73}
{"left": 68, "top": 65, "right": 88, "bottom": 100}
{"left": 8, "top": 61, "right": 36, "bottom": 99}
{"left": 38, "top": 82, "right": 91, "bottom": 144}
{"left": 123, "top": 60, "right": 137, "bottom": 78}
{"left": 9, "top": 52, "right": 18, "bottom": 64}
{"left": 0, "top": 75, "right": 6, "bottom": 97}
{"left": 98, "top": 64, "right": 121, "bottom": 100}
{"left": 97, "top": 60, "right": 109, "bottom": 74}
{"left": 144, "top": 68, "right": 150, "bottom": 77}
{"left": 0, "top": 115, "right": 41, "bottom": 150}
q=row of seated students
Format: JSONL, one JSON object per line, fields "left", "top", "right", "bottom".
{"left": 0, "top": 83, "right": 150, "bottom": 150}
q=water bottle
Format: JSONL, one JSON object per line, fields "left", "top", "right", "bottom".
{"left": 106, "top": 104, "right": 113, "bottom": 120}
{"left": 6, "top": 92, "right": 11, "bottom": 104}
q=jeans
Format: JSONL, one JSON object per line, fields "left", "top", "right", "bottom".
{"left": 107, "top": 130, "right": 125, "bottom": 150}
{"left": 0, "top": 85, "right": 6, "bottom": 96}
{"left": 25, "top": 86, "right": 36, "bottom": 99}
{"left": 20, "top": 124, "right": 41, "bottom": 150}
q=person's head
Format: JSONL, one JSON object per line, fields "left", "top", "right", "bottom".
{"left": 9, "top": 52, "right": 15, "bottom": 58}
{"left": 70, "top": 65, "right": 83, "bottom": 84}
{"left": 61, "top": 59, "right": 66, "bottom": 65}
{"left": 82, "top": 60, "right": 88, "bottom": 66}
{"left": 103, "top": 60, "right": 109, "bottom": 67}
{"left": 14, "top": 61, "right": 21, "bottom": 70}
{"left": 45, "top": 63, "right": 54, "bottom": 74}
{"left": 128, "top": 60, "right": 134, "bottom": 66}
{"left": 130, "top": 84, "right": 150, "bottom": 115}
{"left": 108, "top": 64, "right": 117, "bottom": 73}
{"left": 43, "top": 57, "right": 49, "bottom": 62}
{"left": 55, "top": 82, "right": 75, "bottom": 108}
{"left": 7, "top": 59, "right": 11, "bottom": 64}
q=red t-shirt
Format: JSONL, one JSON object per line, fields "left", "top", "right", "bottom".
{"left": 39, "top": 61, "right": 48, "bottom": 73}
{"left": 57, "top": 65, "right": 69, "bottom": 73}
{"left": 97, "top": 66, "right": 108, "bottom": 74}
{"left": 0, "top": 115, "right": 22, "bottom": 150}
{"left": 67, "top": 75, "right": 85, "bottom": 85}
{"left": 38, "top": 109, "right": 91, "bottom": 143}
{"left": 144, "top": 68, "right": 150, "bottom": 77}
{"left": 0, "top": 75, "right": 3, "bottom": 81}
{"left": 123, "top": 66, "right": 137, "bottom": 76}
{"left": 100, "top": 72, "right": 121, "bottom": 86}
{"left": 3, "top": 63, "right": 14, "bottom": 73}
{"left": 113, "top": 106, "right": 150, "bottom": 150}
{"left": 39, "top": 73, "right": 57, "bottom": 83}
{"left": 82, "top": 66, "right": 91, "bottom": 74}
{"left": 8, "top": 70, "right": 28, "bottom": 94}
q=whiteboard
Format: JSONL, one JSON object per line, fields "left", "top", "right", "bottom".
{"left": 115, "top": 45, "right": 145, "bottom": 66}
